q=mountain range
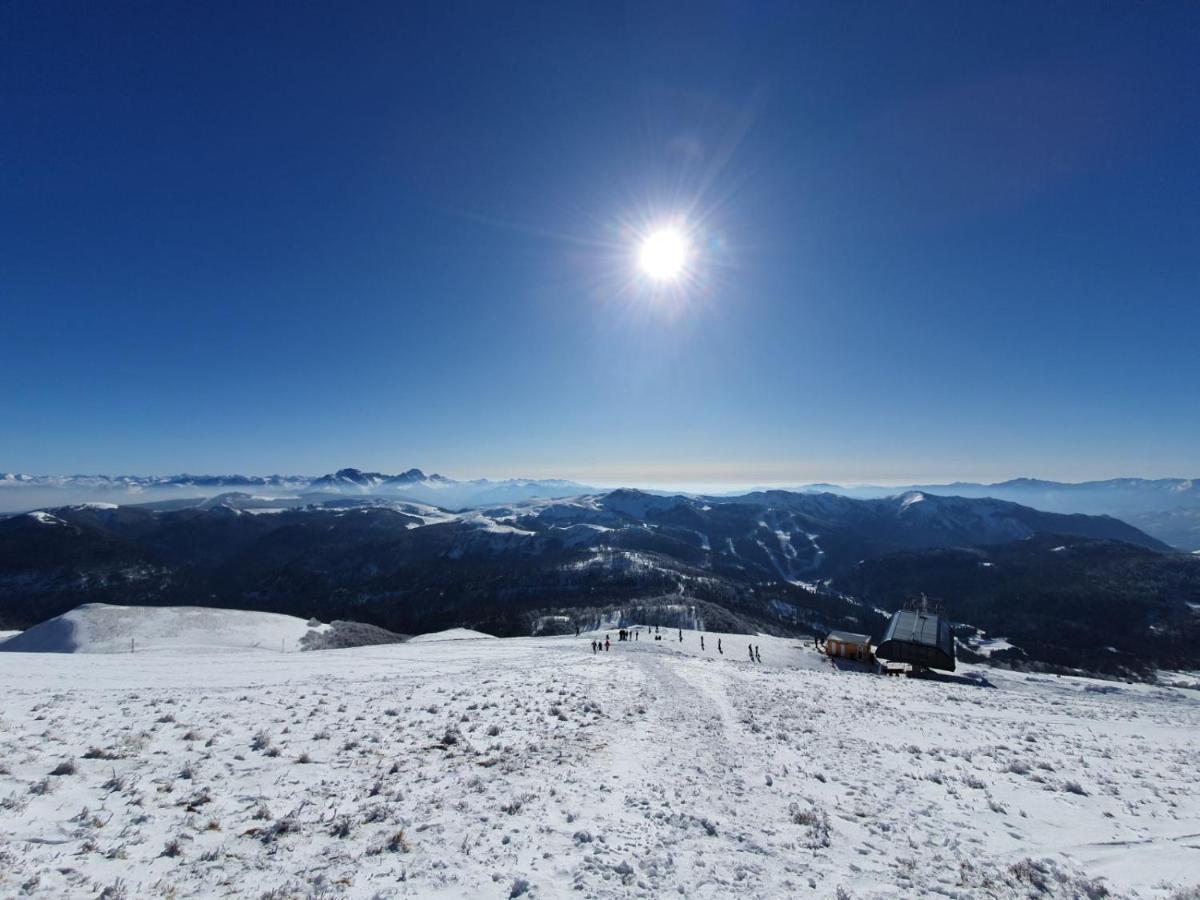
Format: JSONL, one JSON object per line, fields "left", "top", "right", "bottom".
{"left": 3, "top": 471, "right": 1197, "bottom": 550}
{"left": 0, "top": 468, "right": 595, "bottom": 513}
{"left": 2, "top": 486, "right": 1195, "bottom": 675}
{"left": 774, "top": 478, "right": 1200, "bottom": 551}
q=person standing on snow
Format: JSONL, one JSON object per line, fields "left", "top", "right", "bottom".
{"left": 700, "top": 635, "right": 705, "bottom": 651}
{"left": 718, "top": 638, "right": 723, "bottom": 654}
{"left": 748, "top": 643, "right": 754, "bottom": 661}
{"left": 755, "top": 645, "right": 762, "bottom": 663}
{"left": 605, "top": 637, "right": 610, "bottom": 652}
{"left": 592, "top": 640, "right": 597, "bottom": 654}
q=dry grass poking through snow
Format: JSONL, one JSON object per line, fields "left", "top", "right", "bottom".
{"left": 0, "top": 632, "right": 1197, "bottom": 898}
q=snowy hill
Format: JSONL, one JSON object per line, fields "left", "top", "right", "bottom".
{"left": 408, "top": 627, "right": 497, "bottom": 643}
{"left": 0, "top": 628, "right": 1195, "bottom": 898}
{"left": 0, "top": 603, "right": 328, "bottom": 654}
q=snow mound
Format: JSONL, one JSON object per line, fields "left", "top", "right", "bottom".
{"left": 0, "top": 603, "right": 329, "bottom": 654}
{"left": 408, "top": 627, "right": 496, "bottom": 643}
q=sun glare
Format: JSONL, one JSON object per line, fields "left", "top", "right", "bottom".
{"left": 638, "top": 228, "right": 689, "bottom": 281}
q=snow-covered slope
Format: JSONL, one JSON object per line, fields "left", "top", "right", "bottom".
{"left": 407, "top": 627, "right": 497, "bottom": 643}
{"left": 0, "top": 628, "right": 1194, "bottom": 898}
{"left": 0, "top": 603, "right": 327, "bottom": 654}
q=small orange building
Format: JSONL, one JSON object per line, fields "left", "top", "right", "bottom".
{"left": 825, "top": 631, "right": 873, "bottom": 663}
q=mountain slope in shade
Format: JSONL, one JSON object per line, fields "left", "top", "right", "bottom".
{"left": 769, "top": 478, "right": 1200, "bottom": 550}
{"left": 716, "top": 489, "right": 1171, "bottom": 557}
{"left": 835, "top": 533, "right": 1200, "bottom": 674}
{"left": 0, "top": 488, "right": 1188, "bottom": 671}
{"left": 5, "top": 471, "right": 1196, "bottom": 548}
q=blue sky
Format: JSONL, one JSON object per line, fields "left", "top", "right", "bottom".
{"left": 3, "top": 2, "right": 1198, "bottom": 485}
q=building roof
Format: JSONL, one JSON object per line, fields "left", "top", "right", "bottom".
{"left": 875, "top": 610, "right": 956, "bottom": 671}
{"left": 826, "top": 631, "right": 871, "bottom": 645}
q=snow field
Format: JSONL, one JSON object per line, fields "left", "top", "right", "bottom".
{"left": 0, "top": 628, "right": 1196, "bottom": 898}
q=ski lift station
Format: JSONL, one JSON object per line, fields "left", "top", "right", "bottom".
{"left": 874, "top": 609, "right": 956, "bottom": 672}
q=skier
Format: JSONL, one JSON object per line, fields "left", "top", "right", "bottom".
{"left": 748, "top": 643, "right": 754, "bottom": 661}
{"left": 678, "top": 629, "right": 683, "bottom": 642}
{"left": 591, "top": 640, "right": 597, "bottom": 654}
{"left": 605, "top": 636, "right": 610, "bottom": 652}
{"left": 700, "top": 635, "right": 705, "bottom": 651}
{"left": 718, "top": 638, "right": 723, "bottom": 655}
{"left": 755, "top": 645, "right": 762, "bottom": 663}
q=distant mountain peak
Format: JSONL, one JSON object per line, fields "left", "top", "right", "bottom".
{"left": 389, "top": 468, "right": 429, "bottom": 483}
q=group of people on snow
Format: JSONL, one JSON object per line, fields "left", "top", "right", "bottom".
{"left": 588, "top": 629, "right": 763, "bottom": 664}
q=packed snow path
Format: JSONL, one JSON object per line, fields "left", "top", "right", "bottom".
{"left": 0, "top": 629, "right": 1197, "bottom": 898}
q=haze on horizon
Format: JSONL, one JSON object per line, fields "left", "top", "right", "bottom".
{"left": 3, "top": 462, "right": 1197, "bottom": 496}
{"left": 3, "top": 3, "right": 1198, "bottom": 484}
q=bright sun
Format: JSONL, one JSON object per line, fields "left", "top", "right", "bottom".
{"left": 639, "top": 228, "right": 689, "bottom": 281}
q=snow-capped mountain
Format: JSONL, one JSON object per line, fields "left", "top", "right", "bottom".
{"left": 0, "top": 468, "right": 595, "bottom": 512}
{"left": 306, "top": 467, "right": 449, "bottom": 492}
{"left": 7, "top": 471, "right": 1197, "bottom": 547}
{"left": 758, "top": 477, "right": 1200, "bottom": 550}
